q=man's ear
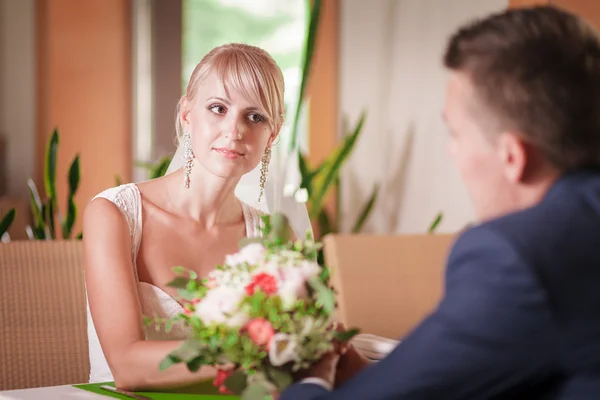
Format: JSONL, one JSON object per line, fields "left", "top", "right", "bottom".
{"left": 499, "top": 132, "right": 528, "bottom": 183}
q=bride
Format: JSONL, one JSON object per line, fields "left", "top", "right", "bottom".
{"left": 82, "top": 43, "right": 311, "bottom": 391}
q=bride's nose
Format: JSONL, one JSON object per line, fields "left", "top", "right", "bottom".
{"left": 223, "top": 116, "right": 244, "bottom": 141}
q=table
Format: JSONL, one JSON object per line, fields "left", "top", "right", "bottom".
{"left": 0, "top": 385, "right": 107, "bottom": 399}
{"left": 0, "top": 382, "right": 234, "bottom": 399}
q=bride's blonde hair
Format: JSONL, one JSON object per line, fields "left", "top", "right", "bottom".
{"left": 176, "top": 43, "right": 285, "bottom": 141}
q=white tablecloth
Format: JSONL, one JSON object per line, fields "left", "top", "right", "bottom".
{"left": 0, "top": 385, "right": 107, "bottom": 399}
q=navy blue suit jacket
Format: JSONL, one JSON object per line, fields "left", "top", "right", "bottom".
{"left": 280, "top": 169, "right": 600, "bottom": 399}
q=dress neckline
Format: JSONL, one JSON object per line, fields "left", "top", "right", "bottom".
{"left": 128, "top": 183, "right": 259, "bottom": 311}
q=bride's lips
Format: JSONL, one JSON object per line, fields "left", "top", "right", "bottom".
{"left": 214, "top": 147, "right": 244, "bottom": 160}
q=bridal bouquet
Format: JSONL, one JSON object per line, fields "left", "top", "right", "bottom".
{"left": 147, "top": 213, "right": 358, "bottom": 399}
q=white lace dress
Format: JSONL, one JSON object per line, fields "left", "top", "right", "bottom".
{"left": 86, "top": 183, "right": 264, "bottom": 383}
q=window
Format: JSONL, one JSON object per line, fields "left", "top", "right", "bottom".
{"left": 182, "top": 0, "right": 309, "bottom": 149}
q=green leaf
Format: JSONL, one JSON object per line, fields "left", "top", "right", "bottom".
{"left": 76, "top": 231, "right": 83, "bottom": 240}
{"left": 351, "top": 183, "right": 379, "bottom": 233}
{"left": 64, "top": 155, "right": 81, "bottom": 238}
{"left": 46, "top": 199, "right": 56, "bottom": 239}
{"left": 62, "top": 195, "right": 77, "bottom": 239}
{"left": 308, "top": 277, "right": 335, "bottom": 315}
{"left": 27, "top": 179, "right": 46, "bottom": 239}
{"left": 0, "top": 208, "right": 16, "bottom": 238}
{"left": 151, "top": 156, "right": 172, "bottom": 178}
{"left": 170, "top": 339, "right": 204, "bottom": 363}
{"left": 317, "top": 209, "right": 332, "bottom": 238}
{"left": 270, "top": 213, "right": 292, "bottom": 243}
{"left": 186, "top": 355, "right": 205, "bottom": 372}
{"left": 224, "top": 370, "right": 248, "bottom": 394}
{"left": 297, "top": 151, "right": 313, "bottom": 197}
{"left": 172, "top": 266, "right": 186, "bottom": 275}
{"left": 310, "top": 111, "right": 367, "bottom": 219}
{"left": 261, "top": 214, "right": 272, "bottom": 236}
{"left": 334, "top": 327, "right": 360, "bottom": 342}
{"left": 289, "top": 0, "right": 322, "bottom": 152}
{"left": 241, "top": 382, "right": 271, "bottom": 400}
{"left": 67, "top": 155, "right": 80, "bottom": 197}
{"left": 166, "top": 276, "right": 190, "bottom": 289}
{"left": 159, "top": 354, "right": 181, "bottom": 371}
{"left": 115, "top": 175, "right": 122, "bottom": 186}
{"left": 265, "top": 366, "right": 292, "bottom": 390}
{"left": 44, "top": 128, "right": 59, "bottom": 205}
{"left": 428, "top": 212, "right": 443, "bottom": 233}
{"left": 176, "top": 289, "right": 198, "bottom": 301}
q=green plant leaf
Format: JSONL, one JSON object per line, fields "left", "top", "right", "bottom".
{"left": 317, "top": 209, "right": 332, "bottom": 238}
{"left": 289, "top": 0, "right": 322, "bottom": 152}
{"left": 270, "top": 213, "right": 292, "bottom": 243}
{"left": 46, "top": 199, "right": 56, "bottom": 239}
{"left": 159, "top": 354, "right": 181, "bottom": 371}
{"left": 62, "top": 196, "right": 77, "bottom": 239}
{"left": 61, "top": 155, "right": 80, "bottom": 239}
{"left": 166, "top": 276, "right": 191, "bottom": 289}
{"left": 151, "top": 156, "right": 172, "bottom": 178}
{"left": 351, "top": 184, "right": 379, "bottom": 233}
{"left": 308, "top": 277, "right": 335, "bottom": 315}
{"left": 310, "top": 111, "right": 367, "bottom": 219}
{"left": 76, "top": 231, "right": 83, "bottom": 240}
{"left": 334, "top": 327, "right": 360, "bottom": 342}
{"left": 428, "top": 212, "right": 443, "bottom": 233}
{"left": 0, "top": 208, "right": 16, "bottom": 238}
{"left": 241, "top": 382, "right": 271, "bottom": 400}
{"left": 44, "top": 129, "right": 59, "bottom": 204}
{"left": 297, "top": 151, "right": 313, "bottom": 196}
{"left": 265, "top": 366, "right": 292, "bottom": 390}
{"left": 186, "top": 355, "right": 206, "bottom": 372}
{"left": 224, "top": 370, "right": 248, "bottom": 394}
{"left": 27, "top": 179, "right": 48, "bottom": 240}
{"left": 170, "top": 339, "right": 205, "bottom": 363}
{"left": 68, "top": 155, "right": 80, "bottom": 197}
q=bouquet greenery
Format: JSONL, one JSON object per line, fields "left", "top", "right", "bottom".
{"left": 147, "top": 213, "right": 358, "bottom": 399}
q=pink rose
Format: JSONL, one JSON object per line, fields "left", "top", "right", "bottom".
{"left": 213, "top": 368, "right": 233, "bottom": 393}
{"left": 245, "top": 273, "right": 278, "bottom": 296}
{"left": 246, "top": 318, "right": 275, "bottom": 348}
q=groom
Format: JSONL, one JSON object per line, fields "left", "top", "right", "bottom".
{"left": 281, "top": 5, "right": 600, "bottom": 399}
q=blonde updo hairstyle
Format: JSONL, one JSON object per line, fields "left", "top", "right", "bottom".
{"left": 176, "top": 43, "right": 285, "bottom": 143}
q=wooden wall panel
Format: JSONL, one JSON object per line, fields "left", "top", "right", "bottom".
{"left": 36, "top": 0, "right": 132, "bottom": 236}
{"left": 509, "top": 0, "right": 550, "bottom": 7}
{"left": 551, "top": 0, "right": 600, "bottom": 29}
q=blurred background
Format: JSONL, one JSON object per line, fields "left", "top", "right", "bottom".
{"left": 0, "top": 0, "right": 597, "bottom": 242}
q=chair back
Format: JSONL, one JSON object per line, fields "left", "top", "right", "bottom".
{"left": 0, "top": 240, "right": 89, "bottom": 390}
{"left": 323, "top": 233, "right": 455, "bottom": 339}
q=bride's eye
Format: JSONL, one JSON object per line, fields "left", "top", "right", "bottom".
{"left": 208, "top": 104, "right": 227, "bottom": 115}
{"left": 247, "top": 113, "right": 265, "bottom": 123}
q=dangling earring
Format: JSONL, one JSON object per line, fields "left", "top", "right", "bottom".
{"left": 258, "top": 146, "right": 271, "bottom": 202}
{"left": 183, "top": 130, "right": 194, "bottom": 189}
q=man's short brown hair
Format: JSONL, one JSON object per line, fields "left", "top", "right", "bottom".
{"left": 444, "top": 6, "right": 600, "bottom": 170}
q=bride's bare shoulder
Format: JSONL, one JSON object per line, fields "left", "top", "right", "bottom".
{"left": 83, "top": 183, "right": 139, "bottom": 228}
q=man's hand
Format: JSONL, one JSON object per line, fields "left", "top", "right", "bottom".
{"left": 293, "top": 351, "right": 340, "bottom": 388}
{"left": 334, "top": 344, "right": 372, "bottom": 388}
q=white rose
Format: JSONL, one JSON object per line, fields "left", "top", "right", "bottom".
{"left": 268, "top": 333, "right": 299, "bottom": 366}
{"left": 225, "top": 243, "right": 266, "bottom": 267}
{"left": 298, "top": 260, "right": 321, "bottom": 280}
{"left": 277, "top": 266, "right": 310, "bottom": 310}
{"left": 195, "top": 287, "right": 248, "bottom": 327}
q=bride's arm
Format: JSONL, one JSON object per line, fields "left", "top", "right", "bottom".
{"left": 83, "top": 199, "right": 217, "bottom": 391}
